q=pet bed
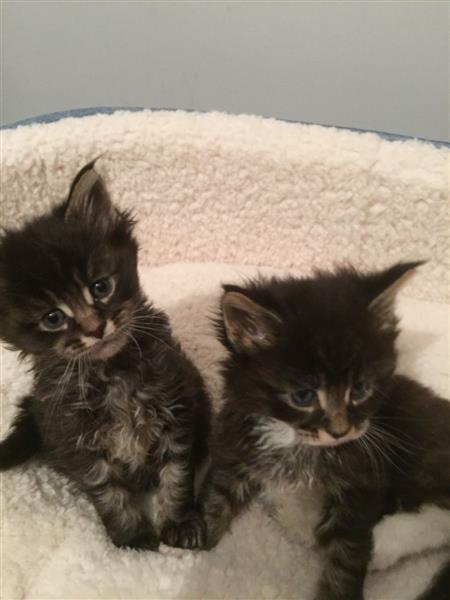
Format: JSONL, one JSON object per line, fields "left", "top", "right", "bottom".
{"left": 1, "top": 109, "right": 449, "bottom": 599}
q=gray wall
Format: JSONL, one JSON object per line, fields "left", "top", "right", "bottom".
{"left": 2, "top": 1, "right": 449, "bottom": 141}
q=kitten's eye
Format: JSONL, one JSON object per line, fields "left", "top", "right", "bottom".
{"left": 41, "top": 309, "right": 66, "bottom": 331}
{"left": 351, "top": 379, "right": 370, "bottom": 403}
{"left": 90, "top": 277, "right": 113, "bottom": 300}
{"left": 352, "top": 379, "right": 367, "bottom": 395}
{"left": 292, "top": 389, "right": 317, "bottom": 408}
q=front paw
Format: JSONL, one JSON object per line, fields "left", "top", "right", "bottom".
{"left": 161, "top": 515, "right": 207, "bottom": 549}
{"left": 314, "top": 581, "right": 364, "bottom": 600}
{"left": 115, "top": 530, "right": 160, "bottom": 551}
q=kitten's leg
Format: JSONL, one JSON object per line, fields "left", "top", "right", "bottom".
{"left": 159, "top": 384, "right": 211, "bottom": 550}
{"left": 158, "top": 456, "right": 206, "bottom": 549}
{"left": 88, "top": 482, "right": 159, "bottom": 550}
{"left": 314, "top": 530, "right": 372, "bottom": 600}
{"left": 313, "top": 493, "right": 379, "bottom": 600}
{"left": 199, "top": 464, "right": 259, "bottom": 549}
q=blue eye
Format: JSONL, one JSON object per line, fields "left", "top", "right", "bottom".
{"left": 90, "top": 277, "right": 113, "bottom": 300}
{"left": 352, "top": 379, "right": 368, "bottom": 397}
{"left": 292, "top": 389, "right": 317, "bottom": 408}
{"left": 42, "top": 309, "right": 66, "bottom": 331}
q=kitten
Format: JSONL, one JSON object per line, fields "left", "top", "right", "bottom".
{"left": 0, "top": 161, "right": 210, "bottom": 551}
{"left": 200, "top": 264, "right": 450, "bottom": 600}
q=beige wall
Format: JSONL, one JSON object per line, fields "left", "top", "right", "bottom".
{"left": 2, "top": 1, "right": 449, "bottom": 141}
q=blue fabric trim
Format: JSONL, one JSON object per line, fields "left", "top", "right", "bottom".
{"left": 2, "top": 106, "right": 449, "bottom": 148}
{"left": 1, "top": 106, "right": 145, "bottom": 129}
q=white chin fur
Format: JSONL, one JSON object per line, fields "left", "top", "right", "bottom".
{"left": 256, "top": 418, "right": 297, "bottom": 450}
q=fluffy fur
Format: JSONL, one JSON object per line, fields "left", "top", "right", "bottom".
{"left": 200, "top": 265, "right": 450, "bottom": 600}
{"left": 0, "top": 162, "right": 210, "bottom": 550}
{"left": 1, "top": 262, "right": 449, "bottom": 599}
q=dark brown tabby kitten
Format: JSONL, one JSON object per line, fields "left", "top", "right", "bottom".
{"left": 0, "top": 162, "right": 210, "bottom": 551}
{"left": 200, "top": 264, "right": 450, "bottom": 600}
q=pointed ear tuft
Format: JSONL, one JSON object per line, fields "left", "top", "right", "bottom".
{"left": 64, "top": 161, "right": 116, "bottom": 231}
{"left": 221, "top": 291, "right": 282, "bottom": 352}
{"left": 367, "top": 261, "right": 424, "bottom": 325}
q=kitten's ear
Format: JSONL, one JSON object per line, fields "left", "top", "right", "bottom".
{"left": 64, "top": 161, "right": 116, "bottom": 230}
{"left": 222, "top": 290, "right": 282, "bottom": 352}
{"left": 366, "top": 261, "right": 424, "bottom": 324}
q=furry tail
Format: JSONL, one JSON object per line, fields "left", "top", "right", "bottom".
{"left": 0, "top": 396, "right": 40, "bottom": 470}
{"left": 417, "top": 560, "right": 450, "bottom": 600}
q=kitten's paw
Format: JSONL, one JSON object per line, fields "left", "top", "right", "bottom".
{"left": 161, "top": 516, "right": 207, "bottom": 549}
{"left": 313, "top": 582, "right": 364, "bottom": 600}
{"left": 115, "top": 530, "right": 160, "bottom": 552}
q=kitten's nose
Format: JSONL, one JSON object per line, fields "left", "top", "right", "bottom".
{"left": 84, "top": 322, "right": 105, "bottom": 339}
{"left": 328, "top": 413, "right": 350, "bottom": 438}
{"left": 328, "top": 427, "right": 351, "bottom": 439}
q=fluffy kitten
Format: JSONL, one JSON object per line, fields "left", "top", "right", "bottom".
{"left": 200, "top": 264, "right": 449, "bottom": 599}
{"left": 0, "top": 161, "right": 210, "bottom": 551}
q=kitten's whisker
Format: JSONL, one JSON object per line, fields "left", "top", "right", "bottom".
{"left": 77, "top": 358, "right": 83, "bottom": 403}
{"left": 129, "top": 325, "right": 182, "bottom": 358}
{"left": 372, "top": 385, "right": 392, "bottom": 403}
{"left": 364, "top": 429, "right": 410, "bottom": 476}
{"left": 358, "top": 434, "right": 384, "bottom": 485}
{"left": 127, "top": 320, "right": 169, "bottom": 333}
{"left": 372, "top": 428, "right": 417, "bottom": 452}
{"left": 130, "top": 313, "right": 168, "bottom": 323}
{"left": 364, "top": 432, "right": 395, "bottom": 474}
{"left": 372, "top": 413, "right": 425, "bottom": 422}
{"left": 52, "top": 359, "right": 74, "bottom": 404}
{"left": 78, "top": 356, "right": 89, "bottom": 406}
{"left": 44, "top": 358, "right": 76, "bottom": 436}
{"left": 129, "top": 310, "right": 168, "bottom": 325}
{"left": 125, "top": 331, "right": 143, "bottom": 361}
{"left": 369, "top": 423, "right": 421, "bottom": 454}
{"left": 128, "top": 325, "right": 169, "bottom": 338}
{"left": 363, "top": 437, "right": 381, "bottom": 483}
{"left": 372, "top": 386, "right": 434, "bottom": 429}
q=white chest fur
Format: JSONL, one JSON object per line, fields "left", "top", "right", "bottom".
{"left": 260, "top": 480, "right": 324, "bottom": 548}
{"left": 77, "top": 376, "right": 159, "bottom": 472}
{"left": 254, "top": 416, "right": 324, "bottom": 546}
{"left": 103, "top": 379, "right": 151, "bottom": 469}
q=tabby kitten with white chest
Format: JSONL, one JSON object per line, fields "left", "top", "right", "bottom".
{"left": 200, "top": 264, "right": 450, "bottom": 600}
{"left": 0, "top": 162, "right": 210, "bottom": 551}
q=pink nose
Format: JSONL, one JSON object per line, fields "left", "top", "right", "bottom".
{"left": 328, "top": 427, "right": 351, "bottom": 439}
{"left": 84, "top": 323, "right": 105, "bottom": 339}
{"left": 328, "top": 413, "right": 350, "bottom": 438}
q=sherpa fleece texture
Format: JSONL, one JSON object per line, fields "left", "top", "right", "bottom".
{"left": 1, "top": 110, "right": 449, "bottom": 302}
{"left": 1, "top": 110, "right": 449, "bottom": 599}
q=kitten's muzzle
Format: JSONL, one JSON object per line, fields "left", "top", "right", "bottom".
{"left": 84, "top": 330, "right": 127, "bottom": 360}
{"left": 83, "top": 322, "right": 105, "bottom": 339}
{"left": 326, "top": 412, "right": 351, "bottom": 439}
{"left": 327, "top": 427, "right": 351, "bottom": 439}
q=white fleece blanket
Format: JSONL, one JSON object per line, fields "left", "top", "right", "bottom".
{"left": 1, "top": 110, "right": 449, "bottom": 599}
